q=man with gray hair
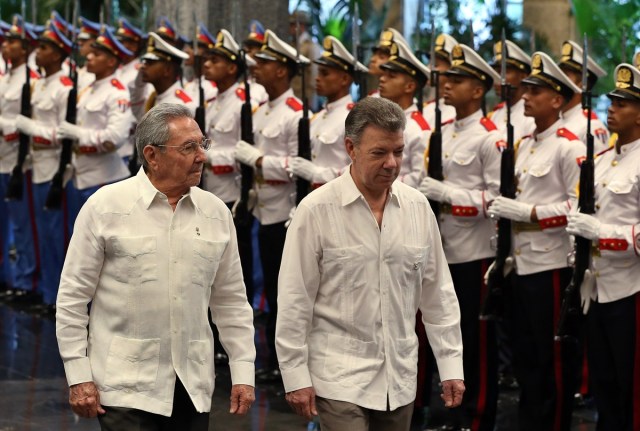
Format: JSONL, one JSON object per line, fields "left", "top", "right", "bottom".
{"left": 276, "top": 97, "right": 465, "bottom": 430}
{"left": 56, "top": 103, "right": 256, "bottom": 431}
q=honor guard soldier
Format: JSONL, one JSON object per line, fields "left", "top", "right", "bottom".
{"left": 489, "top": 39, "right": 535, "bottom": 143}
{"left": 419, "top": 43, "right": 503, "bottom": 431}
{"left": 289, "top": 35, "right": 366, "bottom": 188}
{"left": 234, "top": 29, "right": 309, "bottom": 383}
{"left": 56, "top": 26, "right": 133, "bottom": 231}
{"left": 130, "top": 32, "right": 194, "bottom": 122}
{"left": 423, "top": 33, "right": 458, "bottom": 127}
{"left": 183, "top": 23, "right": 219, "bottom": 105}
{"left": 367, "top": 28, "right": 409, "bottom": 98}
{"left": 0, "top": 16, "right": 40, "bottom": 303}
{"left": 76, "top": 17, "right": 100, "bottom": 89}
{"left": 489, "top": 52, "right": 584, "bottom": 431}
{"left": 379, "top": 38, "right": 432, "bottom": 189}
{"left": 115, "top": 18, "right": 147, "bottom": 163}
{"left": 558, "top": 40, "right": 609, "bottom": 152}
{"left": 13, "top": 22, "right": 73, "bottom": 315}
{"left": 567, "top": 63, "right": 640, "bottom": 431}
{"left": 201, "top": 28, "right": 256, "bottom": 307}
{"left": 241, "top": 20, "right": 269, "bottom": 107}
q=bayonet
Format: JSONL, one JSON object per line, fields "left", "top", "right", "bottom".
{"left": 294, "top": 13, "right": 311, "bottom": 205}
{"left": 426, "top": 19, "right": 443, "bottom": 219}
{"left": 351, "top": 2, "right": 362, "bottom": 100}
{"left": 469, "top": 19, "right": 474, "bottom": 49}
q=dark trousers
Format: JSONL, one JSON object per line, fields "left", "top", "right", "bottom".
{"left": 224, "top": 201, "right": 254, "bottom": 306}
{"left": 448, "top": 259, "right": 498, "bottom": 431}
{"left": 511, "top": 268, "right": 579, "bottom": 431}
{"left": 587, "top": 292, "right": 640, "bottom": 431}
{"left": 258, "top": 221, "right": 287, "bottom": 369}
{"left": 98, "top": 378, "right": 209, "bottom": 431}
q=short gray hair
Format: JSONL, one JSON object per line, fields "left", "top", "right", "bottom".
{"left": 135, "top": 103, "right": 194, "bottom": 168}
{"left": 344, "top": 97, "right": 406, "bottom": 146}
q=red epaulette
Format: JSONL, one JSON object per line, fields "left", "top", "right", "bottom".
{"left": 480, "top": 117, "right": 497, "bottom": 131}
{"left": 492, "top": 101, "right": 506, "bottom": 111}
{"left": 442, "top": 118, "right": 455, "bottom": 126}
{"left": 346, "top": 102, "right": 355, "bottom": 110}
{"left": 235, "top": 87, "right": 246, "bottom": 102}
{"left": 557, "top": 127, "right": 579, "bottom": 141}
{"left": 110, "top": 78, "right": 125, "bottom": 90}
{"left": 175, "top": 89, "right": 193, "bottom": 103}
{"left": 411, "top": 111, "right": 430, "bottom": 131}
{"left": 60, "top": 76, "right": 73, "bottom": 87}
{"left": 29, "top": 69, "right": 40, "bottom": 79}
{"left": 286, "top": 97, "right": 302, "bottom": 112}
{"left": 582, "top": 109, "right": 598, "bottom": 120}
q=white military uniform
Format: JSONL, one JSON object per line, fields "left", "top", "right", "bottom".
{"left": 116, "top": 59, "right": 146, "bottom": 159}
{"left": 400, "top": 104, "right": 430, "bottom": 189}
{"left": 511, "top": 121, "right": 584, "bottom": 275}
{"left": 0, "top": 65, "right": 40, "bottom": 173}
{"left": 423, "top": 98, "right": 456, "bottom": 130}
{"left": 252, "top": 88, "right": 302, "bottom": 225}
{"left": 76, "top": 65, "right": 95, "bottom": 92}
{"left": 489, "top": 98, "right": 536, "bottom": 145}
{"left": 586, "top": 140, "right": 640, "bottom": 303}
{"left": 71, "top": 74, "right": 132, "bottom": 190}
{"left": 28, "top": 70, "right": 73, "bottom": 184}
{"left": 184, "top": 77, "right": 218, "bottom": 106}
{"left": 561, "top": 103, "right": 609, "bottom": 153}
{"left": 203, "top": 82, "right": 246, "bottom": 203}
{"left": 244, "top": 77, "right": 268, "bottom": 106}
{"left": 438, "top": 111, "right": 502, "bottom": 263}
{"left": 307, "top": 94, "right": 352, "bottom": 188}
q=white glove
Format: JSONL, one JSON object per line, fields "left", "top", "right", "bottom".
{"left": 483, "top": 256, "right": 515, "bottom": 285}
{"left": 234, "top": 140, "right": 263, "bottom": 167}
{"left": 488, "top": 196, "right": 533, "bottom": 222}
{"left": 284, "top": 206, "right": 297, "bottom": 228}
{"left": 580, "top": 269, "right": 596, "bottom": 314}
{"left": 290, "top": 156, "right": 319, "bottom": 181}
{"left": 56, "top": 121, "right": 89, "bottom": 142}
{"left": 418, "top": 177, "right": 456, "bottom": 203}
{"left": 15, "top": 115, "right": 38, "bottom": 136}
{"left": 566, "top": 212, "right": 601, "bottom": 241}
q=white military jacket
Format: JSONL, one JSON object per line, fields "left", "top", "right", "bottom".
{"left": 400, "top": 104, "right": 431, "bottom": 189}
{"left": 511, "top": 121, "right": 584, "bottom": 275}
{"left": 184, "top": 77, "right": 218, "bottom": 107}
{"left": 203, "top": 82, "right": 246, "bottom": 203}
{"left": 56, "top": 169, "right": 256, "bottom": 416}
{"left": 0, "top": 64, "right": 39, "bottom": 173}
{"left": 489, "top": 98, "right": 535, "bottom": 145}
{"left": 587, "top": 139, "right": 640, "bottom": 303}
{"left": 437, "top": 110, "right": 502, "bottom": 264}
{"left": 116, "top": 59, "right": 144, "bottom": 159}
{"left": 71, "top": 73, "right": 132, "bottom": 190}
{"left": 28, "top": 69, "right": 73, "bottom": 184}
{"left": 251, "top": 88, "right": 302, "bottom": 225}
{"left": 423, "top": 97, "right": 456, "bottom": 130}
{"left": 561, "top": 103, "right": 609, "bottom": 154}
{"left": 307, "top": 94, "right": 353, "bottom": 188}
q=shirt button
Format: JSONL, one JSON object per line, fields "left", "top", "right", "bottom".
{"left": 515, "top": 249, "right": 521, "bottom": 255}
{"left": 611, "top": 160, "right": 618, "bottom": 167}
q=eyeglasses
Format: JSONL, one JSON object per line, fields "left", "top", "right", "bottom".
{"left": 153, "top": 138, "right": 212, "bottom": 155}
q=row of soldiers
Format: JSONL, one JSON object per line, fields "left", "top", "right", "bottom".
{"left": 1, "top": 9, "right": 640, "bottom": 431}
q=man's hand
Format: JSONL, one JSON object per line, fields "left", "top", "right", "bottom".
{"left": 285, "top": 386, "right": 317, "bottom": 420}
{"left": 418, "top": 177, "right": 457, "bottom": 203}
{"left": 289, "top": 156, "right": 319, "bottom": 181}
{"left": 441, "top": 379, "right": 465, "bottom": 408}
{"left": 15, "top": 115, "right": 38, "bottom": 136}
{"left": 234, "top": 140, "right": 263, "bottom": 167}
{"left": 488, "top": 196, "right": 533, "bottom": 222}
{"left": 567, "top": 212, "right": 601, "bottom": 241}
{"left": 57, "top": 121, "right": 88, "bottom": 142}
{"left": 69, "top": 381, "right": 106, "bottom": 418}
{"left": 229, "top": 384, "right": 255, "bottom": 415}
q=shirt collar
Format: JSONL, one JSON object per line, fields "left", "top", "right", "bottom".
{"left": 45, "top": 69, "right": 65, "bottom": 82}
{"left": 325, "top": 94, "right": 352, "bottom": 113}
{"left": 10, "top": 63, "right": 26, "bottom": 76}
{"left": 339, "top": 167, "right": 401, "bottom": 208}
{"left": 454, "top": 109, "right": 483, "bottom": 132}
{"left": 158, "top": 80, "right": 182, "bottom": 99}
{"left": 534, "top": 118, "right": 563, "bottom": 142}
{"left": 92, "top": 72, "right": 117, "bottom": 89}
{"left": 618, "top": 138, "right": 640, "bottom": 156}
{"left": 561, "top": 103, "right": 581, "bottom": 120}
{"left": 268, "top": 88, "right": 294, "bottom": 108}
{"left": 217, "top": 82, "right": 239, "bottom": 100}
{"left": 404, "top": 104, "right": 419, "bottom": 116}
{"left": 136, "top": 168, "right": 194, "bottom": 210}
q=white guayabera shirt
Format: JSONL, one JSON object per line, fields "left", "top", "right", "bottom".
{"left": 276, "top": 169, "right": 463, "bottom": 411}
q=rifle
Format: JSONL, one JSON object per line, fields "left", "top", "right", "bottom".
{"left": 294, "top": 16, "right": 311, "bottom": 205}
{"left": 480, "top": 29, "right": 516, "bottom": 320}
{"left": 233, "top": 49, "right": 255, "bottom": 227}
{"left": 193, "top": 19, "right": 205, "bottom": 134}
{"left": 426, "top": 21, "right": 443, "bottom": 218}
{"left": 556, "top": 35, "right": 594, "bottom": 341}
{"left": 351, "top": 2, "right": 363, "bottom": 101}
{"left": 46, "top": 0, "right": 79, "bottom": 209}
{"left": 414, "top": 0, "right": 425, "bottom": 109}
{"left": 6, "top": 5, "right": 32, "bottom": 201}
{"left": 128, "top": 2, "right": 147, "bottom": 176}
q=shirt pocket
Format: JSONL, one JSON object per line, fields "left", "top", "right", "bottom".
{"left": 317, "top": 131, "right": 341, "bottom": 146}
{"left": 212, "top": 115, "right": 235, "bottom": 135}
{"left": 83, "top": 98, "right": 107, "bottom": 124}
{"left": 529, "top": 232, "right": 565, "bottom": 253}
{"left": 191, "top": 238, "right": 227, "bottom": 288}
{"left": 395, "top": 336, "right": 419, "bottom": 386}
{"left": 322, "top": 245, "right": 367, "bottom": 326}
{"left": 260, "top": 122, "right": 283, "bottom": 141}
{"left": 108, "top": 236, "right": 158, "bottom": 284}
{"left": 451, "top": 151, "right": 476, "bottom": 167}
{"left": 103, "top": 336, "right": 161, "bottom": 392}
{"left": 186, "top": 339, "right": 214, "bottom": 394}
{"left": 605, "top": 180, "right": 634, "bottom": 195}
{"left": 401, "top": 245, "right": 429, "bottom": 317}
{"left": 528, "top": 163, "right": 552, "bottom": 178}
{"left": 322, "top": 333, "right": 381, "bottom": 388}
